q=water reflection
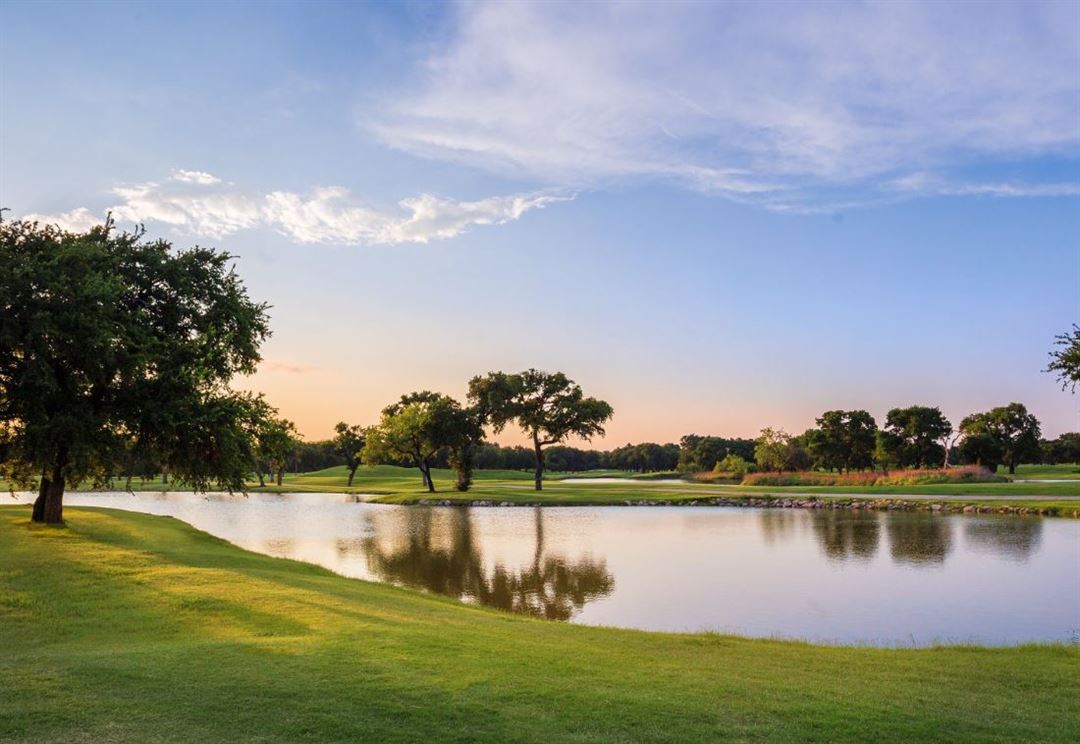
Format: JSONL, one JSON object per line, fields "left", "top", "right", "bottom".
{"left": 811, "top": 511, "right": 880, "bottom": 563}
{"left": 887, "top": 513, "right": 953, "bottom": 565}
{"left": 757, "top": 509, "right": 800, "bottom": 544}
{"left": 360, "top": 507, "right": 614, "bottom": 620}
{"left": 964, "top": 518, "right": 1043, "bottom": 562}
{"left": 8, "top": 491, "right": 1077, "bottom": 644}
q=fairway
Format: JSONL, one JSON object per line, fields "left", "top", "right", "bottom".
{"left": 1, "top": 506, "right": 1078, "bottom": 743}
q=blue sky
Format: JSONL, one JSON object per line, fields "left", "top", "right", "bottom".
{"left": 2, "top": 0, "right": 1078, "bottom": 443}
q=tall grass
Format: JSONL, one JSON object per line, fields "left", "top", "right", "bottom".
{"left": 741, "top": 465, "right": 1004, "bottom": 487}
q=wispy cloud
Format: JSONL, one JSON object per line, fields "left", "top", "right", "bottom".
{"left": 371, "top": 1, "right": 1080, "bottom": 209}
{"left": 22, "top": 172, "right": 570, "bottom": 245}
{"left": 259, "top": 359, "right": 318, "bottom": 375}
{"left": 171, "top": 169, "right": 222, "bottom": 185}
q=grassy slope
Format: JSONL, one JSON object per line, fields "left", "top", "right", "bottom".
{"left": 1, "top": 507, "right": 1077, "bottom": 743}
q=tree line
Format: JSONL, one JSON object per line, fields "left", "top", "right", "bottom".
{"left": 744, "top": 403, "right": 1047, "bottom": 476}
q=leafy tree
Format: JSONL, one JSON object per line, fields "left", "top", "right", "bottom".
{"left": 806, "top": 410, "right": 878, "bottom": 472}
{"left": 1047, "top": 324, "right": 1080, "bottom": 392}
{"left": 1041, "top": 432, "right": 1080, "bottom": 465}
{"left": 332, "top": 422, "right": 367, "bottom": 487}
{"left": 363, "top": 392, "right": 475, "bottom": 493}
{"left": 879, "top": 406, "right": 952, "bottom": 469}
{"left": 257, "top": 415, "right": 298, "bottom": 487}
{"left": 958, "top": 403, "right": 1041, "bottom": 475}
{"left": 0, "top": 218, "right": 269, "bottom": 523}
{"left": 468, "top": 370, "right": 613, "bottom": 491}
{"left": 676, "top": 435, "right": 755, "bottom": 471}
{"left": 755, "top": 428, "right": 794, "bottom": 473}
{"left": 445, "top": 406, "right": 485, "bottom": 492}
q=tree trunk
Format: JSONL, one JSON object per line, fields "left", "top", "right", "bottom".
{"left": 31, "top": 475, "right": 49, "bottom": 523}
{"left": 533, "top": 434, "right": 544, "bottom": 491}
{"left": 347, "top": 466, "right": 356, "bottom": 487}
{"left": 1008, "top": 461, "right": 1016, "bottom": 475}
{"left": 420, "top": 462, "right": 435, "bottom": 493}
{"left": 161, "top": 469, "right": 169, "bottom": 484}
{"left": 276, "top": 468, "right": 283, "bottom": 486}
{"left": 257, "top": 470, "right": 266, "bottom": 488}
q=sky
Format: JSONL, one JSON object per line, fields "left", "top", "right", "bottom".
{"left": 1, "top": 0, "right": 1078, "bottom": 445}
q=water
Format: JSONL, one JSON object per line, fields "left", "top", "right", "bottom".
{"left": 10, "top": 491, "right": 1079, "bottom": 646}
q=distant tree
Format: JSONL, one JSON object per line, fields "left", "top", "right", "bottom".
{"left": 332, "top": 422, "right": 367, "bottom": 487}
{"left": 257, "top": 415, "right": 298, "bottom": 487}
{"left": 445, "top": 406, "right": 485, "bottom": 492}
{"left": 0, "top": 218, "right": 269, "bottom": 523}
{"left": 806, "top": 410, "right": 878, "bottom": 473}
{"left": 959, "top": 403, "right": 1042, "bottom": 475}
{"left": 468, "top": 370, "right": 613, "bottom": 491}
{"left": 879, "top": 406, "right": 952, "bottom": 469}
{"left": 1047, "top": 324, "right": 1080, "bottom": 392}
{"left": 1044, "top": 432, "right": 1080, "bottom": 465}
{"left": 363, "top": 392, "right": 472, "bottom": 493}
{"left": 755, "top": 428, "right": 794, "bottom": 473}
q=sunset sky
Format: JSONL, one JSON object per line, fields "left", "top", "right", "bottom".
{"left": 2, "top": 0, "right": 1078, "bottom": 446}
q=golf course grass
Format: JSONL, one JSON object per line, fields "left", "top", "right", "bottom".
{"left": 1, "top": 506, "right": 1077, "bottom": 743}
{"left": 5, "top": 463, "right": 1079, "bottom": 516}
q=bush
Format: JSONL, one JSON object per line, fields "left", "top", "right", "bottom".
{"left": 713, "top": 454, "right": 750, "bottom": 480}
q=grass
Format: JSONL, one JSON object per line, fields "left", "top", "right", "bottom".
{"left": 5, "top": 463, "right": 1079, "bottom": 516}
{"left": 1001, "top": 463, "right": 1080, "bottom": 480}
{"left": 1, "top": 506, "right": 1077, "bottom": 743}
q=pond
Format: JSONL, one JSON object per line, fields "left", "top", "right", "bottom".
{"left": 13, "top": 491, "right": 1079, "bottom": 646}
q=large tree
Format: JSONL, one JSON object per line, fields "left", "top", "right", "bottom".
{"left": 807, "top": 410, "right": 878, "bottom": 472}
{"left": 1, "top": 219, "right": 269, "bottom": 523}
{"left": 363, "top": 392, "right": 476, "bottom": 493}
{"left": 958, "top": 403, "right": 1041, "bottom": 475}
{"left": 1047, "top": 324, "right": 1080, "bottom": 392}
{"left": 468, "top": 370, "right": 613, "bottom": 490}
{"left": 332, "top": 422, "right": 367, "bottom": 487}
{"left": 879, "top": 406, "right": 952, "bottom": 469}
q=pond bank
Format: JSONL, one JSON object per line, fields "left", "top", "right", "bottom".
{"left": 401, "top": 495, "right": 1078, "bottom": 517}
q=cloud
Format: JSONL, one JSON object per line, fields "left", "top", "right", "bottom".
{"left": 371, "top": 1, "right": 1080, "bottom": 208}
{"left": 171, "top": 169, "right": 222, "bottom": 185}
{"left": 259, "top": 359, "right": 318, "bottom": 375}
{"left": 21, "top": 207, "right": 103, "bottom": 232}
{"left": 22, "top": 175, "right": 568, "bottom": 245}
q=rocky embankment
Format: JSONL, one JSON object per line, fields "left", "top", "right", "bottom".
{"left": 406, "top": 496, "right": 1073, "bottom": 517}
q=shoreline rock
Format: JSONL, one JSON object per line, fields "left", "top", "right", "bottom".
{"left": 405, "top": 497, "right": 1072, "bottom": 517}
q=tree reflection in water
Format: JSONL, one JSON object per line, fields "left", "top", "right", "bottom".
{"left": 360, "top": 507, "right": 614, "bottom": 621}
{"left": 964, "top": 517, "right": 1043, "bottom": 561}
{"left": 810, "top": 511, "right": 880, "bottom": 563}
{"left": 887, "top": 513, "right": 953, "bottom": 565}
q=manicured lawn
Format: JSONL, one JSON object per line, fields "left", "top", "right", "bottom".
{"left": 1002, "top": 463, "right": 1080, "bottom": 480}
{"left": 1, "top": 506, "right": 1077, "bottom": 743}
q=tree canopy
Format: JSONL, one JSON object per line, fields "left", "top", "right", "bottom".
{"left": 0, "top": 219, "right": 269, "bottom": 522}
{"left": 958, "top": 403, "right": 1041, "bottom": 475}
{"left": 806, "top": 410, "right": 877, "bottom": 472}
{"left": 878, "top": 406, "right": 952, "bottom": 469}
{"left": 363, "top": 391, "right": 481, "bottom": 493}
{"left": 468, "top": 369, "right": 613, "bottom": 490}
{"left": 1047, "top": 324, "right": 1080, "bottom": 393}
{"left": 332, "top": 422, "right": 367, "bottom": 487}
